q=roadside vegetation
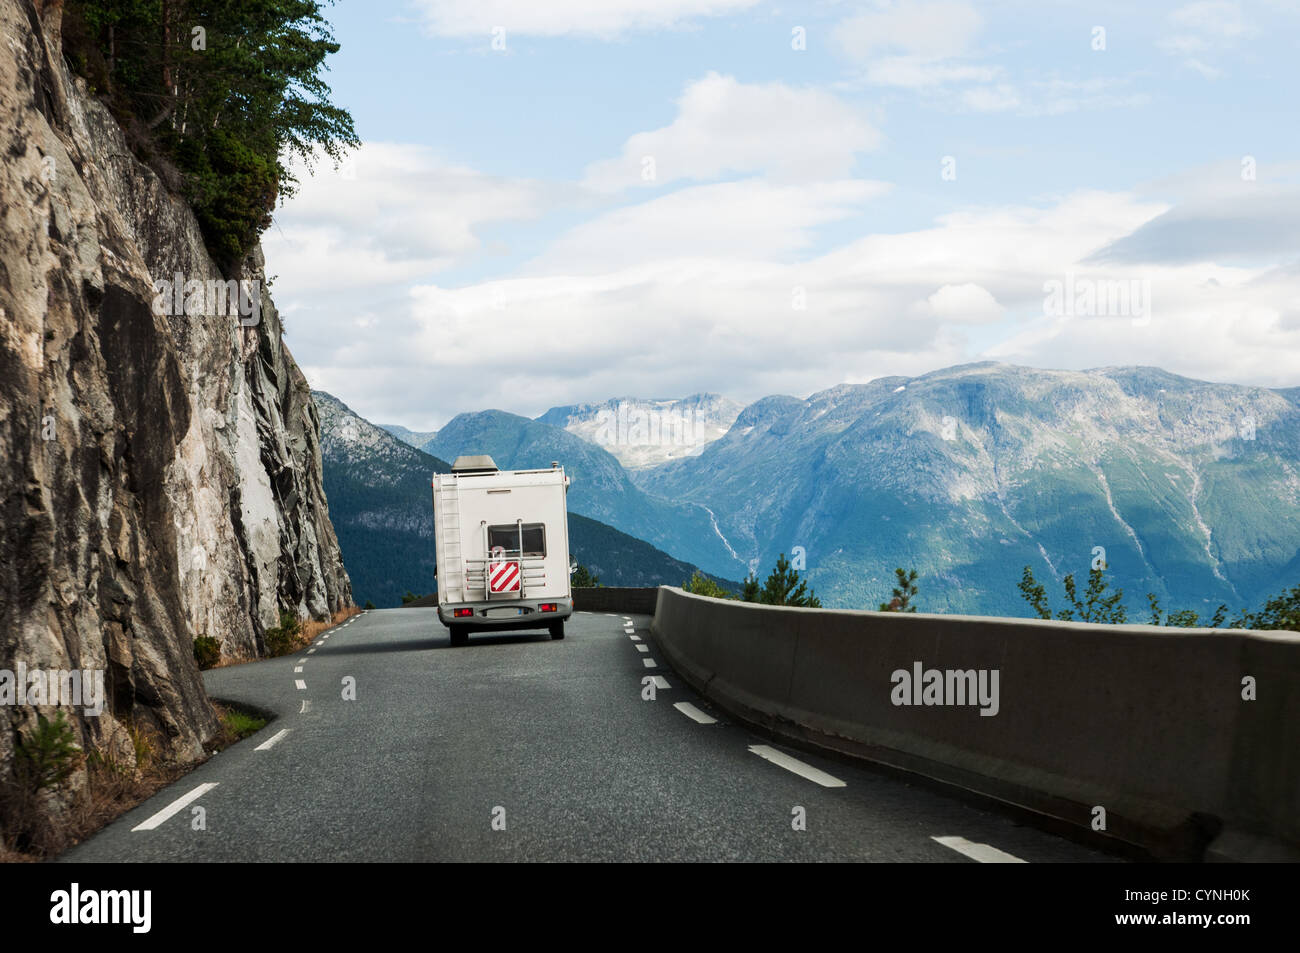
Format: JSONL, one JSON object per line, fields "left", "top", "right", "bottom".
{"left": 194, "top": 605, "right": 360, "bottom": 668}
{"left": 0, "top": 703, "right": 267, "bottom": 862}
{"left": 685, "top": 554, "right": 1297, "bottom": 632}
{"left": 864, "top": 561, "right": 1298, "bottom": 630}
{"left": 1017, "top": 565, "right": 1299, "bottom": 630}
{"left": 682, "top": 553, "right": 821, "bottom": 607}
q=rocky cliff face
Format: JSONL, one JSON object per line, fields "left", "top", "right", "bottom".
{"left": 0, "top": 0, "right": 351, "bottom": 793}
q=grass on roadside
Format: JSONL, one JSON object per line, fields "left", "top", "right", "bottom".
{"left": 0, "top": 714, "right": 183, "bottom": 861}
{"left": 0, "top": 702, "right": 272, "bottom": 862}
{"left": 210, "top": 605, "right": 361, "bottom": 667}
{"left": 212, "top": 705, "right": 266, "bottom": 746}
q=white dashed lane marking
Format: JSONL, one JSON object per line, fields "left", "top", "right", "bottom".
{"left": 294, "top": 680, "right": 307, "bottom": 690}
{"left": 635, "top": 644, "right": 649, "bottom": 653}
{"left": 641, "top": 658, "right": 657, "bottom": 668}
{"left": 747, "top": 745, "right": 846, "bottom": 788}
{"left": 254, "top": 729, "right": 291, "bottom": 751}
{"left": 673, "top": 702, "right": 716, "bottom": 725}
{"left": 132, "top": 783, "right": 219, "bottom": 832}
{"left": 294, "top": 666, "right": 303, "bottom": 673}
{"left": 630, "top": 635, "right": 641, "bottom": 641}
{"left": 299, "top": 700, "right": 311, "bottom": 714}
{"left": 931, "top": 836, "right": 1027, "bottom": 863}
{"left": 650, "top": 676, "right": 670, "bottom": 689}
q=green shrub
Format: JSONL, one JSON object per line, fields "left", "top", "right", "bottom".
{"left": 16, "top": 712, "right": 81, "bottom": 791}
{"left": 193, "top": 635, "right": 222, "bottom": 670}
{"left": 1238, "top": 583, "right": 1300, "bottom": 631}
{"left": 1017, "top": 565, "right": 1126, "bottom": 623}
{"left": 264, "top": 610, "right": 301, "bottom": 657}
{"left": 681, "top": 570, "right": 735, "bottom": 599}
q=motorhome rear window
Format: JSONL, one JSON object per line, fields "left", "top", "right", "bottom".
{"left": 488, "top": 523, "right": 546, "bottom": 557}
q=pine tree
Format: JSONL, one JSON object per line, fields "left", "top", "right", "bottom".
{"left": 64, "top": 0, "right": 359, "bottom": 268}
{"left": 879, "top": 567, "right": 919, "bottom": 612}
{"left": 759, "top": 554, "right": 821, "bottom": 607}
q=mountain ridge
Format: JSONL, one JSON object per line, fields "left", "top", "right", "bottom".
{"left": 633, "top": 362, "right": 1300, "bottom": 615}
{"left": 315, "top": 392, "right": 738, "bottom": 605}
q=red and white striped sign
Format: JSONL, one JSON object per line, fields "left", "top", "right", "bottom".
{"left": 489, "top": 559, "right": 520, "bottom": 593}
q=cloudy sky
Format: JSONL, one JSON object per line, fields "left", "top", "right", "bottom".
{"left": 264, "top": 0, "right": 1300, "bottom": 430}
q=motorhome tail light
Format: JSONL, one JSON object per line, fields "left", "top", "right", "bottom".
{"left": 453, "top": 608, "right": 473, "bottom": 618}
{"left": 539, "top": 603, "right": 558, "bottom": 613}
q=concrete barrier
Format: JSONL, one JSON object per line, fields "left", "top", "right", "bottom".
{"left": 651, "top": 586, "right": 1300, "bottom": 862}
{"left": 573, "top": 587, "right": 658, "bottom": 615}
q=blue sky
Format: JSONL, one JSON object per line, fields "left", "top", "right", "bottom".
{"left": 264, "top": 0, "right": 1300, "bottom": 429}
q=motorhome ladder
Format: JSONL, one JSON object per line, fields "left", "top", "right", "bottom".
{"left": 440, "top": 477, "right": 465, "bottom": 598}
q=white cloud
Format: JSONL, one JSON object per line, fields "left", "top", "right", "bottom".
{"left": 532, "top": 178, "right": 890, "bottom": 272}
{"left": 831, "top": 2, "right": 1151, "bottom": 116}
{"left": 413, "top": 0, "right": 759, "bottom": 38}
{"left": 294, "top": 184, "right": 1300, "bottom": 428}
{"left": 263, "top": 143, "right": 551, "bottom": 294}
{"left": 1183, "top": 58, "right": 1224, "bottom": 79}
{"left": 834, "top": 0, "right": 998, "bottom": 91}
{"left": 1158, "top": 1, "right": 1255, "bottom": 77}
{"left": 1086, "top": 186, "right": 1300, "bottom": 264}
{"left": 924, "top": 283, "right": 1004, "bottom": 323}
{"left": 582, "top": 73, "right": 880, "bottom": 192}
{"left": 833, "top": 1, "right": 984, "bottom": 61}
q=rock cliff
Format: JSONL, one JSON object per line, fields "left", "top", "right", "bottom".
{"left": 0, "top": 0, "right": 351, "bottom": 794}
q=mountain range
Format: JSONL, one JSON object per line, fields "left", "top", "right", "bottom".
{"left": 633, "top": 363, "right": 1300, "bottom": 615}
{"left": 326, "top": 362, "right": 1300, "bottom": 618}
{"left": 315, "top": 393, "right": 736, "bottom": 607}
{"left": 535, "top": 394, "right": 743, "bottom": 469}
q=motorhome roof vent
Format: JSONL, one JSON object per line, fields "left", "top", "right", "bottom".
{"left": 451, "top": 454, "right": 499, "bottom": 474}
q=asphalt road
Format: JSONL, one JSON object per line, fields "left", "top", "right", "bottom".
{"left": 60, "top": 610, "right": 1123, "bottom": 862}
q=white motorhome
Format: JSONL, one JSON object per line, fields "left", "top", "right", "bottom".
{"left": 432, "top": 455, "right": 574, "bottom": 646}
